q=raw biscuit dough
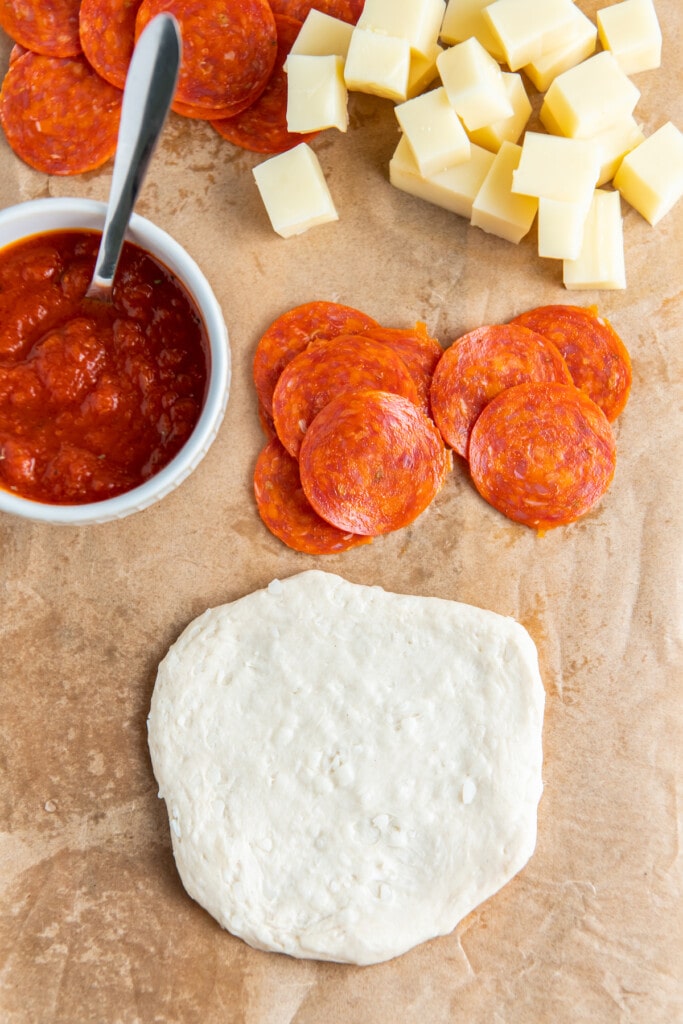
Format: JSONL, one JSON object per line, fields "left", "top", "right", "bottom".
{"left": 148, "top": 570, "right": 545, "bottom": 965}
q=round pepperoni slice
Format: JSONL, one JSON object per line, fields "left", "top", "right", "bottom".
{"left": 510, "top": 305, "right": 632, "bottom": 422}
{"left": 0, "top": 53, "right": 122, "bottom": 175}
{"left": 211, "top": 14, "right": 320, "bottom": 154}
{"left": 267, "top": 0, "right": 365, "bottom": 24}
{"left": 468, "top": 381, "right": 617, "bottom": 532}
{"left": 79, "top": 0, "right": 141, "bottom": 91}
{"left": 135, "top": 0, "right": 278, "bottom": 115}
{"left": 300, "top": 389, "right": 451, "bottom": 536}
{"left": 363, "top": 322, "right": 443, "bottom": 415}
{"left": 254, "top": 436, "right": 371, "bottom": 554}
{"left": 430, "top": 323, "right": 572, "bottom": 458}
{"left": 253, "top": 300, "right": 379, "bottom": 428}
{"left": 0, "top": 0, "right": 81, "bottom": 58}
{"left": 272, "top": 333, "right": 421, "bottom": 457}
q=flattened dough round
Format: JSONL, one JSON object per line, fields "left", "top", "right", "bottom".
{"left": 148, "top": 570, "right": 545, "bottom": 965}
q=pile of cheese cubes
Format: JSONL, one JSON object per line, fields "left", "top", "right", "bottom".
{"left": 251, "top": 0, "right": 683, "bottom": 291}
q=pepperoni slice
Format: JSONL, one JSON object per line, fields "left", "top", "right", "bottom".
{"left": 430, "top": 323, "right": 572, "bottom": 458}
{"left": 253, "top": 300, "right": 379, "bottom": 428}
{"left": 0, "top": 53, "right": 122, "bottom": 175}
{"left": 0, "top": 0, "right": 81, "bottom": 58}
{"left": 211, "top": 14, "right": 320, "bottom": 154}
{"left": 468, "top": 381, "right": 617, "bottom": 531}
{"left": 267, "top": 0, "right": 365, "bottom": 24}
{"left": 363, "top": 322, "right": 443, "bottom": 415}
{"left": 135, "top": 0, "right": 277, "bottom": 115}
{"left": 254, "top": 436, "right": 372, "bottom": 553}
{"left": 299, "top": 389, "right": 451, "bottom": 536}
{"left": 79, "top": 0, "right": 141, "bottom": 91}
{"left": 272, "top": 333, "right": 421, "bottom": 457}
{"left": 510, "top": 305, "right": 632, "bottom": 422}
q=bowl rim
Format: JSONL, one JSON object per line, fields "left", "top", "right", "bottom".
{"left": 0, "top": 197, "right": 230, "bottom": 525}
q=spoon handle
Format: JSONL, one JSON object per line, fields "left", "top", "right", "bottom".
{"left": 88, "top": 14, "right": 181, "bottom": 298}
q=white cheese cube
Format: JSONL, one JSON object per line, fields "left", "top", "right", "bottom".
{"left": 512, "top": 132, "right": 599, "bottom": 204}
{"left": 406, "top": 43, "right": 443, "bottom": 99}
{"left": 540, "top": 52, "right": 640, "bottom": 139}
{"left": 439, "top": 0, "right": 504, "bottom": 61}
{"left": 613, "top": 121, "right": 683, "bottom": 225}
{"left": 537, "top": 197, "right": 591, "bottom": 260}
{"left": 538, "top": 101, "right": 564, "bottom": 137}
{"left": 597, "top": 0, "right": 662, "bottom": 76}
{"left": 523, "top": 7, "right": 597, "bottom": 92}
{"left": 437, "top": 38, "right": 513, "bottom": 132}
{"left": 467, "top": 72, "right": 531, "bottom": 153}
{"left": 563, "top": 189, "right": 626, "bottom": 290}
{"left": 471, "top": 141, "right": 538, "bottom": 243}
{"left": 539, "top": 107, "right": 645, "bottom": 187}
{"left": 286, "top": 55, "right": 348, "bottom": 134}
{"left": 594, "top": 116, "right": 645, "bottom": 186}
{"left": 344, "top": 27, "right": 411, "bottom": 101}
{"left": 287, "top": 10, "right": 354, "bottom": 62}
{"left": 252, "top": 144, "right": 338, "bottom": 238}
{"left": 395, "top": 87, "right": 470, "bottom": 177}
{"left": 390, "top": 135, "right": 495, "bottom": 219}
{"left": 358, "top": 0, "right": 446, "bottom": 56}
{"left": 483, "top": 0, "right": 577, "bottom": 72}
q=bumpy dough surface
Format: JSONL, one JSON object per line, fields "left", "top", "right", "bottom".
{"left": 148, "top": 570, "right": 545, "bottom": 965}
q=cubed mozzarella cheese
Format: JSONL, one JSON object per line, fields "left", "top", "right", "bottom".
{"left": 537, "top": 196, "right": 592, "bottom": 260}
{"left": 597, "top": 0, "right": 662, "bottom": 76}
{"left": 613, "top": 121, "right": 683, "bottom": 225}
{"left": 390, "top": 135, "right": 495, "bottom": 219}
{"left": 406, "top": 43, "right": 443, "bottom": 99}
{"left": 470, "top": 141, "right": 538, "bottom": 243}
{"left": 437, "top": 37, "right": 513, "bottom": 132}
{"left": 523, "top": 7, "right": 597, "bottom": 93}
{"left": 511, "top": 132, "right": 599, "bottom": 204}
{"left": 287, "top": 9, "right": 354, "bottom": 62}
{"left": 563, "top": 189, "right": 626, "bottom": 290}
{"left": 540, "top": 105, "right": 646, "bottom": 187}
{"left": 286, "top": 54, "right": 348, "bottom": 134}
{"left": 252, "top": 144, "right": 338, "bottom": 238}
{"left": 344, "top": 27, "right": 411, "bottom": 101}
{"left": 358, "top": 0, "right": 446, "bottom": 56}
{"left": 439, "top": 0, "right": 504, "bottom": 61}
{"left": 395, "top": 86, "right": 470, "bottom": 177}
{"left": 540, "top": 52, "right": 640, "bottom": 139}
{"left": 467, "top": 72, "right": 531, "bottom": 153}
{"left": 483, "top": 0, "right": 577, "bottom": 72}
{"left": 594, "top": 116, "right": 645, "bottom": 186}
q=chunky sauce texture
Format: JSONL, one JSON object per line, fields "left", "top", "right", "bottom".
{"left": 0, "top": 230, "right": 208, "bottom": 504}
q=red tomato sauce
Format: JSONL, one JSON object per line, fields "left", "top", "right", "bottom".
{"left": 0, "top": 230, "right": 209, "bottom": 505}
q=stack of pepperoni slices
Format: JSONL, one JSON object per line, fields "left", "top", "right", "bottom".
{"left": 0, "top": 0, "right": 364, "bottom": 175}
{"left": 253, "top": 301, "right": 632, "bottom": 553}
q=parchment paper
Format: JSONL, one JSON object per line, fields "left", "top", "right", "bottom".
{"left": 1, "top": 3, "right": 681, "bottom": 1022}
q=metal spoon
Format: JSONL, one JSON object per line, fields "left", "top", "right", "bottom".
{"left": 86, "top": 13, "right": 182, "bottom": 301}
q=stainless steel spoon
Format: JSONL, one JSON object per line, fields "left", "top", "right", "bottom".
{"left": 86, "top": 13, "right": 182, "bottom": 301}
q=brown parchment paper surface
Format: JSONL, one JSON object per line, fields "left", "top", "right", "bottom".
{"left": 0, "top": 3, "right": 681, "bottom": 1022}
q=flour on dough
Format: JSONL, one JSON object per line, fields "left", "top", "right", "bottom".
{"left": 148, "top": 570, "right": 545, "bottom": 965}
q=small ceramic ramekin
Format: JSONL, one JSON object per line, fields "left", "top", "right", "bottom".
{"left": 0, "top": 197, "right": 230, "bottom": 525}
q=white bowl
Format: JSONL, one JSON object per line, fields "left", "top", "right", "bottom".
{"left": 0, "top": 197, "right": 230, "bottom": 525}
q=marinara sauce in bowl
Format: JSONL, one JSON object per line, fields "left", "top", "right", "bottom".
{"left": 0, "top": 197, "right": 230, "bottom": 524}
